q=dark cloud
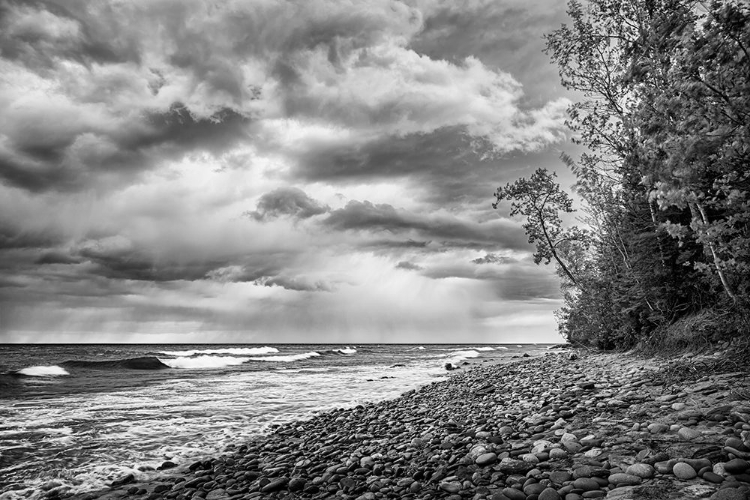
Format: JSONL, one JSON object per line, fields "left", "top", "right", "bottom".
{"left": 290, "top": 126, "right": 565, "bottom": 208}
{"left": 396, "top": 261, "right": 423, "bottom": 271}
{"left": 247, "top": 187, "right": 329, "bottom": 221}
{"left": 36, "top": 251, "right": 82, "bottom": 265}
{"left": 410, "top": 1, "right": 571, "bottom": 106}
{"left": 254, "top": 275, "right": 332, "bottom": 292}
{"left": 0, "top": 104, "right": 249, "bottom": 193}
{"left": 322, "top": 199, "right": 527, "bottom": 250}
{"left": 472, "top": 253, "right": 515, "bottom": 265}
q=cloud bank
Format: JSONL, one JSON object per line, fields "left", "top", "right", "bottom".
{"left": 0, "top": 0, "right": 572, "bottom": 343}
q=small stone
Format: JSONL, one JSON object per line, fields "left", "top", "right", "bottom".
{"left": 288, "top": 477, "right": 306, "bottom": 492}
{"left": 672, "top": 462, "right": 697, "bottom": 480}
{"left": 678, "top": 427, "right": 702, "bottom": 441}
{"left": 625, "top": 464, "right": 654, "bottom": 479}
{"left": 608, "top": 473, "right": 641, "bottom": 486}
{"left": 549, "top": 448, "right": 568, "bottom": 459}
{"left": 261, "top": 477, "right": 288, "bottom": 493}
{"left": 440, "top": 481, "right": 462, "bottom": 493}
{"left": 710, "top": 489, "right": 748, "bottom": 500}
{"left": 205, "top": 489, "right": 228, "bottom": 500}
{"left": 538, "top": 488, "right": 561, "bottom": 500}
{"left": 549, "top": 471, "right": 572, "bottom": 484}
{"left": 647, "top": 423, "right": 670, "bottom": 434}
{"left": 655, "top": 460, "right": 674, "bottom": 474}
{"left": 573, "top": 478, "right": 600, "bottom": 491}
{"left": 702, "top": 472, "right": 724, "bottom": 483}
{"left": 476, "top": 452, "right": 498, "bottom": 466}
{"left": 524, "top": 483, "right": 547, "bottom": 496}
{"left": 724, "top": 459, "right": 750, "bottom": 474}
{"left": 501, "top": 487, "right": 527, "bottom": 500}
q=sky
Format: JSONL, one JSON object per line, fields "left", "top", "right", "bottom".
{"left": 0, "top": 0, "right": 578, "bottom": 344}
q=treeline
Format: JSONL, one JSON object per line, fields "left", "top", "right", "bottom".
{"left": 496, "top": 0, "right": 750, "bottom": 349}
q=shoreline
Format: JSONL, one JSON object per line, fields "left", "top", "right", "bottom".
{"left": 67, "top": 349, "right": 749, "bottom": 500}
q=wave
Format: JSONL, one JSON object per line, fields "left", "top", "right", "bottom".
{"left": 61, "top": 357, "right": 170, "bottom": 370}
{"left": 249, "top": 352, "right": 321, "bottom": 362}
{"left": 13, "top": 365, "right": 70, "bottom": 377}
{"left": 159, "top": 346, "right": 279, "bottom": 357}
{"left": 320, "top": 347, "right": 357, "bottom": 355}
{"left": 469, "top": 347, "right": 495, "bottom": 351}
{"left": 445, "top": 350, "right": 481, "bottom": 366}
{"left": 159, "top": 355, "right": 249, "bottom": 369}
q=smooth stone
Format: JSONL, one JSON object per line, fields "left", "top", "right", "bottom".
{"left": 440, "top": 481, "right": 462, "bottom": 493}
{"left": 648, "top": 423, "right": 670, "bottom": 434}
{"left": 573, "top": 478, "right": 600, "bottom": 491}
{"left": 724, "top": 459, "right": 750, "bottom": 474}
{"left": 710, "top": 489, "right": 748, "bottom": 500}
{"left": 703, "top": 472, "right": 725, "bottom": 483}
{"left": 502, "top": 487, "right": 527, "bottom": 500}
{"left": 476, "top": 453, "right": 498, "bottom": 466}
{"left": 625, "top": 463, "right": 654, "bottom": 479}
{"left": 549, "top": 471, "right": 572, "bottom": 484}
{"left": 524, "top": 483, "right": 547, "bottom": 496}
{"left": 678, "top": 427, "right": 703, "bottom": 441}
{"left": 672, "top": 462, "right": 697, "bottom": 480}
{"left": 549, "top": 448, "right": 568, "bottom": 460}
{"left": 655, "top": 461, "right": 674, "bottom": 474}
{"left": 608, "top": 474, "right": 641, "bottom": 486}
{"left": 539, "top": 488, "right": 561, "bottom": 500}
{"left": 205, "top": 489, "right": 228, "bottom": 500}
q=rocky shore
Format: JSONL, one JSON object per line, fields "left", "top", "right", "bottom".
{"left": 72, "top": 350, "right": 750, "bottom": 500}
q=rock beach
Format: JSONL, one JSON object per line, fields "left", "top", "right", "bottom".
{"left": 71, "top": 351, "right": 750, "bottom": 500}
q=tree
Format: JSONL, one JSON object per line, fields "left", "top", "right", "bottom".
{"left": 493, "top": 168, "right": 581, "bottom": 287}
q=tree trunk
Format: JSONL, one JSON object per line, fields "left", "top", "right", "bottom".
{"left": 692, "top": 201, "right": 737, "bottom": 302}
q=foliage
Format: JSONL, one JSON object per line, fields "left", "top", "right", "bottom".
{"left": 495, "top": 0, "right": 750, "bottom": 348}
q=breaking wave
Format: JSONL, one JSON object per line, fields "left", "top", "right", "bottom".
{"left": 158, "top": 356, "right": 250, "bottom": 369}
{"left": 159, "top": 347, "right": 279, "bottom": 357}
{"left": 249, "top": 352, "right": 321, "bottom": 362}
{"left": 14, "top": 365, "right": 70, "bottom": 377}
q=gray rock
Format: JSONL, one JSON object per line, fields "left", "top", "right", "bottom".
{"left": 608, "top": 473, "right": 641, "bottom": 486}
{"left": 625, "top": 463, "right": 654, "bottom": 478}
{"left": 709, "top": 489, "right": 748, "bottom": 500}
{"left": 205, "top": 489, "right": 228, "bottom": 500}
{"left": 573, "top": 477, "right": 600, "bottom": 491}
{"left": 724, "top": 458, "right": 750, "bottom": 474}
{"left": 538, "top": 488, "right": 561, "bottom": 500}
{"left": 501, "top": 487, "right": 527, "bottom": 500}
{"left": 672, "top": 462, "right": 697, "bottom": 480}
{"left": 476, "top": 452, "right": 498, "bottom": 466}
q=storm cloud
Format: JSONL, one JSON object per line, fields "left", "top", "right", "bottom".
{"left": 0, "top": 0, "right": 574, "bottom": 343}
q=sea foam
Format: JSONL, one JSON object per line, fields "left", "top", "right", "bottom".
{"left": 158, "top": 356, "right": 250, "bottom": 369}
{"left": 249, "top": 352, "right": 321, "bottom": 362}
{"left": 16, "top": 365, "right": 70, "bottom": 377}
{"left": 160, "top": 347, "right": 278, "bottom": 357}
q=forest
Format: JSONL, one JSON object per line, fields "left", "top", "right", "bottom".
{"left": 495, "top": 0, "right": 750, "bottom": 349}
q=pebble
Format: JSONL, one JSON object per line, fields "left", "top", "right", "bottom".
{"left": 66, "top": 351, "right": 750, "bottom": 500}
{"left": 625, "top": 463, "right": 654, "bottom": 478}
{"left": 673, "top": 462, "right": 698, "bottom": 480}
{"left": 608, "top": 473, "right": 642, "bottom": 486}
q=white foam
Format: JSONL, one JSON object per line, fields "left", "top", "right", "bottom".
{"left": 249, "top": 352, "right": 321, "bottom": 362}
{"left": 158, "top": 356, "right": 249, "bottom": 369}
{"left": 445, "top": 350, "right": 481, "bottom": 366}
{"left": 17, "top": 365, "right": 70, "bottom": 377}
{"left": 160, "top": 347, "right": 279, "bottom": 357}
{"left": 496, "top": 346, "right": 509, "bottom": 350}
{"left": 337, "top": 347, "right": 356, "bottom": 354}
{"left": 470, "top": 347, "right": 495, "bottom": 351}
